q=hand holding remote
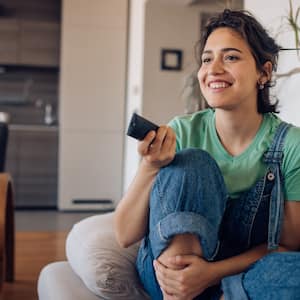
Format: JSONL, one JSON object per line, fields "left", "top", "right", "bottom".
{"left": 126, "top": 113, "right": 159, "bottom": 141}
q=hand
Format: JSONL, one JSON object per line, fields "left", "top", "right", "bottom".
{"left": 138, "top": 125, "right": 176, "bottom": 171}
{"left": 153, "top": 255, "right": 219, "bottom": 299}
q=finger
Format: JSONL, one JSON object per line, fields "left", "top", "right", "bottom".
{"left": 137, "top": 130, "right": 156, "bottom": 155}
{"left": 154, "top": 260, "right": 183, "bottom": 291}
{"left": 158, "top": 276, "right": 180, "bottom": 298}
{"left": 156, "top": 270, "right": 180, "bottom": 294}
{"left": 162, "top": 289, "right": 180, "bottom": 300}
{"left": 155, "top": 260, "right": 197, "bottom": 298}
{"left": 161, "top": 289, "right": 177, "bottom": 300}
{"left": 149, "top": 125, "right": 168, "bottom": 152}
{"left": 160, "top": 127, "right": 176, "bottom": 155}
{"left": 155, "top": 259, "right": 183, "bottom": 281}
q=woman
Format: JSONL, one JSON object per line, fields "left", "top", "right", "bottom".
{"left": 114, "top": 9, "right": 300, "bottom": 300}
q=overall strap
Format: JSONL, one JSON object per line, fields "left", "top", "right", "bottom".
{"left": 263, "top": 121, "right": 292, "bottom": 250}
{"left": 263, "top": 122, "right": 291, "bottom": 165}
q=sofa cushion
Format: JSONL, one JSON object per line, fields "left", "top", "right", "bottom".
{"left": 38, "top": 262, "right": 104, "bottom": 300}
{"left": 66, "top": 212, "right": 150, "bottom": 300}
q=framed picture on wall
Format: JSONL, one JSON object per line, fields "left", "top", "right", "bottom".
{"left": 160, "top": 49, "right": 183, "bottom": 71}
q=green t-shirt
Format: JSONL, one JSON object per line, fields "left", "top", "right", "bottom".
{"left": 168, "top": 109, "right": 300, "bottom": 201}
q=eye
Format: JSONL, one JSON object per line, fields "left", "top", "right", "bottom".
{"left": 201, "top": 56, "right": 212, "bottom": 64}
{"left": 225, "top": 55, "right": 239, "bottom": 62}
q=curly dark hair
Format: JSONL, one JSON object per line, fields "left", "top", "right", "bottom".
{"left": 197, "top": 9, "right": 281, "bottom": 113}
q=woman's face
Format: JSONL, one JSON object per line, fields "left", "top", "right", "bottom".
{"left": 198, "top": 27, "right": 262, "bottom": 112}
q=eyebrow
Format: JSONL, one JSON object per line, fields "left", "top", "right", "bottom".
{"left": 202, "top": 47, "right": 242, "bottom": 54}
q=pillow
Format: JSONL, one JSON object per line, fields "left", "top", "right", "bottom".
{"left": 66, "top": 212, "right": 150, "bottom": 300}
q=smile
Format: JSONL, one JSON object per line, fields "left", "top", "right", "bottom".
{"left": 208, "top": 81, "right": 231, "bottom": 89}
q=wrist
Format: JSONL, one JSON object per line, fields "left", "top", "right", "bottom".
{"left": 139, "top": 159, "right": 160, "bottom": 176}
{"left": 208, "top": 261, "right": 224, "bottom": 286}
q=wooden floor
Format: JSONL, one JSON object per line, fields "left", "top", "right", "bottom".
{"left": 1, "top": 231, "right": 68, "bottom": 300}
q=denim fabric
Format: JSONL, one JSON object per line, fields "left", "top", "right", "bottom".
{"left": 149, "top": 149, "right": 228, "bottom": 261}
{"left": 136, "top": 122, "right": 298, "bottom": 300}
{"left": 263, "top": 122, "right": 291, "bottom": 250}
{"left": 242, "top": 252, "right": 300, "bottom": 300}
{"left": 137, "top": 148, "right": 228, "bottom": 300}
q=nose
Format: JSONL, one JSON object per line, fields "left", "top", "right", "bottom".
{"left": 208, "top": 58, "right": 224, "bottom": 75}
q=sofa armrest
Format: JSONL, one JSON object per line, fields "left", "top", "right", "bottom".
{"left": 0, "top": 173, "right": 14, "bottom": 291}
{"left": 66, "top": 213, "right": 150, "bottom": 299}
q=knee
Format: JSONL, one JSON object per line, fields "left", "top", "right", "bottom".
{"left": 164, "top": 148, "right": 225, "bottom": 191}
{"left": 150, "top": 148, "right": 227, "bottom": 217}
{"left": 152, "top": 148, "right": 225, "bottom": 201}
{"left": 158, "top": 233, "right": 202, "bottom": 269}
{"left": 172, "top": 148, "right": 217, "bottom": 170}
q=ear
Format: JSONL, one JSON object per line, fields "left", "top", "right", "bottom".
{"left": 259, "top": 61, "right": 273, "bottom": 84}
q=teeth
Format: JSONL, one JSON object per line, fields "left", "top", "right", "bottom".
{"left": 209, "top": 82, "right": 229, "bottom": 89}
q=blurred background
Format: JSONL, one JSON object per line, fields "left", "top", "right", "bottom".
{"left": 0, "top": 0, "right": 298, "bottom": 220}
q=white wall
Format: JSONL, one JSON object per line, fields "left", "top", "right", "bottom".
{"left": 123, "top": 1, "right": 202, "bottom": 192}
{"left": 123, "top": 0, "right": 147, "bottom": 191}
{"left": 142, "top": 1, "right": 201, "bottom": 125}
{"left": 245, "top": 0, "right": 300, "bottom": 126}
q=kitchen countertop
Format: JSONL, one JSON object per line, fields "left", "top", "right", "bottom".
{"left": 9, "top": 124, "right": 59, "bottom": 131}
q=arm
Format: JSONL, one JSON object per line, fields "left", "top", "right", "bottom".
{"left": 280, "top": 200, "right": 300, "bottom": 250}
{"left": 205, "top": 200, "right": 300, "bottom": 279}
{"left": 154, "top": 243, "right": 271, "bottom": 299}
{"left": 114, "top": 126, "right": 176, "bottom": 248}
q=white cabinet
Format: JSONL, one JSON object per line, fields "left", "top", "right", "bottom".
{"left": 58, "top": 0, "right": 128, "bottom": 210}
{"left": 0, "top": 19, "right": 60, "bottom": 67}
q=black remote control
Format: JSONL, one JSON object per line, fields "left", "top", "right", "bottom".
{"left": 127, "top": 113, "right": 159, "bottom": 140}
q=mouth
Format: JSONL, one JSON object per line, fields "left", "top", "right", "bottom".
{"left": 208, "top": 81, "right": 232, "bottom": 89}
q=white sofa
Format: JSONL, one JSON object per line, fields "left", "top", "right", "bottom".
{"left": 37, "top": 212, "right": 150, "bottom": 300}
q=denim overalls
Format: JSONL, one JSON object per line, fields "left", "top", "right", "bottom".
{"left": 136, "top": 122, "right": 300, "bottom": 300}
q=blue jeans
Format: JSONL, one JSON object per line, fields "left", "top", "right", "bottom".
{"left": 136, "top": 148, "right": 300, "bottom": 299}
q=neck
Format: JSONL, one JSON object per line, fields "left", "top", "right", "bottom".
{"left": 215, "top": 108, "right": 263, "bottom": 156}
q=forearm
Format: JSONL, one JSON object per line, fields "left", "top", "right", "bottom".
{"left": 115, "top": 125, "right": 176, "bottom": 248}
{"left": 114, "top": 160, "right": 159, "bottom": 247}
{"left": 211, "top": 243, "right": 289, "bottom": 283}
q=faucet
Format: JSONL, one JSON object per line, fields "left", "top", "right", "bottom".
{"left": 44, "top": 104, "right": 54, "bottom": 125}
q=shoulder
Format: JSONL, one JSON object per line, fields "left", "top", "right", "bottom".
{"left": 285, "top": 125, "right": 300, "bottom": 147}
{"left": 282, "top": 124, "right": 300, "bottom": 200}
{"left": 264, "top": 113, "right": 300, "bottom": 148}
{"left": 168, "top": 109, "right": 214, "bottom": 151}
{"left": 273, "top": 118, "right": 300, "bottom": 177}
{"left": 168, "top": 109, "right": 213, "bottom": 131}
{"left": 262, "top": 113, "right": 300, "bottom": 163}
{"left": 284, "top": 125, "right": 300, "bottom": 162}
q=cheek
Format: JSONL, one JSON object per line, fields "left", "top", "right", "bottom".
{"left": 197, "top": 69, "right": 205, "bottom": 87}
{"left": 237, "top": 71, "right": 259, "bottom": 88}
{"left": 235, "top": 65, "right": 260, "bottom": 84}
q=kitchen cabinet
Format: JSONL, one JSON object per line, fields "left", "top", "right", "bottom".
{"left": 0, "top": 19, "right": 60, "bottom": 67}
{"left": 5, "top": 125, "right": 58, "bottom": 208}
{"left": 19, "top": 20, "right": 60, "bottom": 67}
{"left": 0, "top": 19, "right": 19, "bottom": 65}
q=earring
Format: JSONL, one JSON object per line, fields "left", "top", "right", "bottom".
{"left": 259, "top": 83, "right": 264, "bottom": 90}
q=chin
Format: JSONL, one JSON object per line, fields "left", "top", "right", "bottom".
{"left": 207, "top": 102, "right": 236, "bottom": 111}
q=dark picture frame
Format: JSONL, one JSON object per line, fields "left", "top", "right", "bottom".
{"left": 161, "top": 49, "right": 183, "bottom": 71}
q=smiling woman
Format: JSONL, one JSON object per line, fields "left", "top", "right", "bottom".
{"left": 115, "top": 9, "right": 300, "bottom": 300}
